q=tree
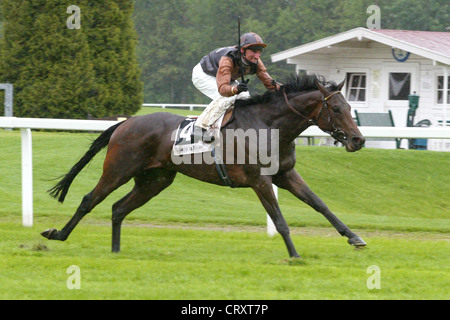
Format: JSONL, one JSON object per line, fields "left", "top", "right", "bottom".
{"left": 83, "top": 0, "right": 143, "bottom": 117}
{"left": 377, "top": 0, "right": 449, "bottom": 31}
{"left": 0, "top": 0, "right": 142, "bottom": 119}
{"left": 133, "top": 0, "right": 450, "bottom": 104}
{"left": 134, "top": 0, "right": 197, "bottom": 103}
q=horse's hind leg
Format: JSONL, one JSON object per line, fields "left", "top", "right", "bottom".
{"left": 252, "top": 177, "right": 300, "bottom": 258}
{"left": 111, "top": 168, "right": 177, "bottom": 252}
{"left": 273, "top": 169, "right": 366, "bottom": 247}
{"left": 41, "top": 173, "right": 132, "bottom": 241}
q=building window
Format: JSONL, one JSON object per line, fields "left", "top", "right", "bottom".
{"left": 437, "top": 76, "right": 450, "bottom": 104}
{"left": 346, "top": 73, "right": 366, "bottom": 101}
{"left": 389, "top": 72, "right": 410, "bottom": 100}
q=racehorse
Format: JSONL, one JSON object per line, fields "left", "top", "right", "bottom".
{"left": 41, "top": 74, "right": 367, "bottom": 258}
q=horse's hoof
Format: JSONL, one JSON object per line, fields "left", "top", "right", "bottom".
{"left": 41, "top": 228, "right": 58, "bottom": 240}
{"left": 348, "top": 236, "right": 367, "bottom": 247}
{"left": 112, "top": 247, "right": 121, "bottom": 253}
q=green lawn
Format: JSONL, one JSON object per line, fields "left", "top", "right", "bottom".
{"left": 0, "top": 120, "right": 448, "bottom": 300}
{"left": 0, "top": 221, "right": 448, "bottom": 300}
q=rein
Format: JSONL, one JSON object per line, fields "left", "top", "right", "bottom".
{"left": 282, "top": 88, "right": 346, "bottom": 142}
{"left": 282, "top": 88, "right": 341, "bottom": 125}
{"left": 282, "top": 89, "right": 313, "bottom": 123}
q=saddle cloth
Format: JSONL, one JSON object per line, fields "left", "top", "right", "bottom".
{"left": 172, "top": 113, "right": 226, "bottom": 156}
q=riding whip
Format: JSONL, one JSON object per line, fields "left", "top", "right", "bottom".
{"left": 237, "top": 16, "right": 246, "bottom": 83}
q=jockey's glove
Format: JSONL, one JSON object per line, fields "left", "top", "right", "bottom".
{"left": 236, "top": 79, "right": 249, "bottom": 93}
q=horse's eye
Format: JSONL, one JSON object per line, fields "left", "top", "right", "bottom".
{"left": 333, "top": 106, "right": 339, "bottom": 112}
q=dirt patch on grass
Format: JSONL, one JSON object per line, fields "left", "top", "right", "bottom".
{"left": 121, "top": 221, "right": 449, "bottom": 241}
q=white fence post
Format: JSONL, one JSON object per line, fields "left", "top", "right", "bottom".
{"left": 21, "top": 128, "right": 33, "bottom": 227}
{"left": 0, "top": 83, "right": 13, "bottom": 117}
{"left": 267, "top": 184, "right": 278, "bottom": 237}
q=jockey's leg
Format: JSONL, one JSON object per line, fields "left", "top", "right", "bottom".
{"left": 191, "top": 63, "right": 251, "bottom": 142}
{"left": 194, "top": 91, "right": 250, "bottom": 143}
{"left": 191, "top": 63, "right": 220, "bottom": 143}
{"left": 191, "top": 126, "right": 215, "bottom": 143}
{"left": 191, "top": 63, "right": 220, "bottom": 100}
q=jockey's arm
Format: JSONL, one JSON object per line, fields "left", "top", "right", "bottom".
{"left": 216, "top": 57, "right": 237, "bottom": 97}
{"left": 256, "top": 59, "right": 280, "bottom": 91}
{"left": 216, "top": 57, "right": 279, "bottom": 97}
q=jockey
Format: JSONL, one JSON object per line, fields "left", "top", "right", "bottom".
{"left": 191, "top": 32, "right": 280, "bottom": 142}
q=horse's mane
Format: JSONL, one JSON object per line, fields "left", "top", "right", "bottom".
{"left": 235, "top": 73, "right": 338, "bottom": 107}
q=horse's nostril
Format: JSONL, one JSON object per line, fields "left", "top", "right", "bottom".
{"left": 352, "top": 136, "right": 365, "bottom": 146}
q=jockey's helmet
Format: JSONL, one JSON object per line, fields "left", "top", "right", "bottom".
{"left": 240, "top": 32, "right": 267, "bottom": 51}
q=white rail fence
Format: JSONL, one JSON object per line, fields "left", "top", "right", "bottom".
{"left": 2, "top": 117, "right": 450, "bottom": 233}
{"left": 142, "top": 103, "right": 207, "bottom": 111}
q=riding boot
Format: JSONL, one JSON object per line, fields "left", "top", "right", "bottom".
{"left": 191, "top": 127, "right": 215, "bottom": 143}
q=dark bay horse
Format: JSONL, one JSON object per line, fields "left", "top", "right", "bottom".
{"left": 42, "top": 74, "right": 366, "bottom": 258}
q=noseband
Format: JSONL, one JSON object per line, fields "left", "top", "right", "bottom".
{"left": 282, "top": 88, "right": 346, "bottom": 142}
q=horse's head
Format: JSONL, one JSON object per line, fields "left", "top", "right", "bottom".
{"left": 314, "top": 80, "right": 365, "bottom": 152}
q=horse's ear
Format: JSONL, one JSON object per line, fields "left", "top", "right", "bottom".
{"left": 337, "top": 79, "right": 345, "bottom": 91}
{"left": 315, "top": 80, "right": 328, "bottom": 95}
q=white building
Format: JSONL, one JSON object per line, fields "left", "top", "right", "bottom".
{"left": 271, "top": 27, "right": 450, "bottom": 150}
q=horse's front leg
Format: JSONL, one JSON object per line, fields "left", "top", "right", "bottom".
{"left": 273, "top": 169, "right": 366, "bottom": 247}
{"left": 252, "top": 177, "right": 300, "bottom": 258}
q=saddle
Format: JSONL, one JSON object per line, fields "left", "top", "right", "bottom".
{"left": 220, "top": 107, "right": 235, "bottom": 128}
{"left": 172, "top": 107, "right": 237, "bottom": 188}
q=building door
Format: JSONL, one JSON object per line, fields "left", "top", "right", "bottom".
{"left": 383, "top": 63, "right": 418, "bottom": 126}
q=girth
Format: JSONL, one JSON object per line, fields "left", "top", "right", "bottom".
{"left": 212, "top": 148, "right": 235, "bottom": 188}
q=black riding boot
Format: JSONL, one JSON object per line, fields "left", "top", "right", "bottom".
{"left": 191, "top": 127, "right": 215, "bottom": 143}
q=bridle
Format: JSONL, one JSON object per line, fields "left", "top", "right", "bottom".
{"left": 282, "top": 88, "right": 347, "bottom": 142}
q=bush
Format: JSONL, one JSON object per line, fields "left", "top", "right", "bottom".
{"left": 0, "top": 0, "right": 142, "bottom": 119}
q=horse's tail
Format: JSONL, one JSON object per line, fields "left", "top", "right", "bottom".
{"left": 48, "top": 121, "right": 124, "bottom": 203}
